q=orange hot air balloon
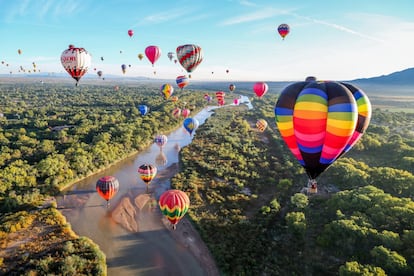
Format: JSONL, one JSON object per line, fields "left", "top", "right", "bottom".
{"left": 96, "top": 176, "right": 120, "bottom": 207}
{"left": 159, "top": 189, "right": 190, "bottom": 229}
{"left": 256, "top": 119, "right": 268, "bottom": 132}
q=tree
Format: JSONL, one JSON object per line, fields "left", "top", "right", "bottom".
{"left": 290, "top": 193, "right": 309, "bottom": 209}
{"left": 339, "top": 261, "right": 386, "bottom": 276}
{"left": 370, "top": 245, "right": 408, "bottom": 275}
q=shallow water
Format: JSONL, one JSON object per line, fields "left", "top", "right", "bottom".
{"left": 57, "top": 107, "right": 217, "bottom": 276}
{"left": 56, "top": 97, "right": 252, "bottom": 276}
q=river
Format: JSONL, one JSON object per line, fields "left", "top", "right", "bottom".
{"left": 56, "top": 96, "right": 251, "bottom": 275}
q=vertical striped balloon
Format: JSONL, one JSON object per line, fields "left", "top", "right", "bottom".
{"left": 340, "top": 83, "right": 372, "bottom": 153}
{"left": 275, "top": 81, "right": 358, "bottom": 179}
{"left": 159, "top": 189, "right": 190, "bottom": 229}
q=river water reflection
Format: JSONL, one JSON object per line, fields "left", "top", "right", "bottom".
{"left": 57, "top": 106, "right": 218, "bottom": 276}
{"left": 56, "top": 96, "right": 252, "bottom": 276}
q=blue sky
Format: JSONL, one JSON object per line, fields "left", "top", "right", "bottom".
{"left": 1, "top": 0, "right": 414, "bottom": 81}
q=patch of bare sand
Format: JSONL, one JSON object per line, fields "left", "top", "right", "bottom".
{"left": 109, "top": 162, "right": 220, "bottom": 275}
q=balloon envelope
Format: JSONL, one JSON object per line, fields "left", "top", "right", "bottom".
{"left": 278, "top": 23, "right": 290, "bottom": 39}
{"left": 274, "top": 81, "right": 366, "bottom": 180}
{"left": 160, "top": 84, "right": 174, "bottom": 100}
{"left": 253, "top": 82, "right": 268, "bottom": 98}
{"left": 256, "top": 119, "right": 268, "bottom": 132}
{"left": 145, "top": 46, "right": 161, "bottom": 66}
{"left": 183, "top": 117, "right": 199, "bottom": 135}
{"left": 138, "top": 105, "right": 148, "bottom": 116}
{"left": 96, "top": 176, "right": 119, "bottom": 202}
{"left": 154, "top": 134, "right": 168, "bottom": 148}
{"left": 138, "top": 164, "right": 157, "bottom": 185}
{"left": 159, "top": 189, "right": 190, "bottom": 228}
{"left": 176, "top": 75, "right": 189, "bottom": 90}
{"left": 176, "top": 44, "right": 203, "bottom": 74}
{"left": 128, "top": 29, "right": 134, "bottom": 37}
{"left": 60, "top": 45, "right": 91, "bottom": 85}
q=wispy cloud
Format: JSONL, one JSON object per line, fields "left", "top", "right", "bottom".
{"left": 4, "top": 0, "right": 85, "bottom": 22}
{"left": 220, "top": 8, "right": 287, "bottom": 26}
{"left": 136, "top": 8, "right": 195, "bottom": 26}
{"left": 291, "top": 12, "right": 385, "bottom": 43}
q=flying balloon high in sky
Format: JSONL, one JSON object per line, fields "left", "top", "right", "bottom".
{"left": 60, "top": 45, "right": 91, "bottom": 86}
{"left": 176, "top": 44, "right": 203, "bottom": 78}
{"left": 277, "top": 23, "right": 290, "bottom": 40}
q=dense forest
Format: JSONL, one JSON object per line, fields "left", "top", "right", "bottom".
{"left": 172, "top": 94, "right": 414, "bottom": 275}
{"left": 1, "top": 81, "right": 414, "bottom": 275}
{"left": 0, "top": 82, "right": 206, "bottom": 275}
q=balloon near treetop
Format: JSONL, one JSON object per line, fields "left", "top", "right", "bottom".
{"left": 274, "top": 81, "right": 371, "bottom": 183}
{"left": 159, "top": 189, "right": 190, "bottom": 229}
{"left": 138, "top": 164, "right": 157, "bottom": 186}
{"left": 60, "top": 45, "right": 92, "bottom": 86}
{"left": 154, "top": 134, "right": 168, "bottom": 148}
{"left": 160, "top": 84, "right": 174, "bottom": 100}
{"left": 183, "top": 117, "right": 199, "bottom": 135}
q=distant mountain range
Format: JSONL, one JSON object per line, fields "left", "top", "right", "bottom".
{"left": 350, "top": 67, "right": 414, "bottom": 85}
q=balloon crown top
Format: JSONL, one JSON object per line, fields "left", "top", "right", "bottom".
{"left": 68, "top": 44, "right": 75, "bottom": 49}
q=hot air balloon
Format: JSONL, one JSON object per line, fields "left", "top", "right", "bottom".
{"left": 138, "top": 53, "right": 144, "bottom": 60}
{"left": 229, "top": 84, "right": 236, "bottom": 92}
{"left": 339, "top": 82, "right": 372, "bottom": 154}
{"left": 256, "top": 119, "right": 268, "bottom": 132}
{"left": 233, "top": 98, "right": 240, "bottom": 106}
{"left": 60, "top": 45, "right": 91, "bottom": 86}
{"left": 160, "top": 84, "right": 174, "bottom": 100}
{"left": 128, "top": 29, "right": 134, "bottom": 37}
{"left": 159, "top": 189, "right": 190, "bottom": 229}
{"left": 274, "top": 81, "right": 370, "bottom": 193}
{"left": 18, "top": 49, "right": 22, "bottom": 55}
{"left": 170, "top": 96, "right": 179, "bottom": 102}
{"left": 176, "top": 44, "right": 203, "bottom": 78}
{"left": 183, "top": 117, "right": 199, "bottom": 135}
{"left": 253, "top": 82, "right": 268, "bottom": 98}
{"left": 168, "top": 52, "right": 174, "bottom": 61}
{"left": 278, "top": 23, "right": 290, "bottom": 40}
{"left": 216, "top": 91, "right": 226, "bottom": 106}
{"left": 138, "top": 164, "right": 157, "bottom": 190}
{"left": 101, "top": 56, "right": 104, "bottom": 61}
{"left": 97, "top": 70, "right": 103, "bottom": 78}
{"left": 305, "top": 76, "right": 317, "bottom": 82}
{"left": 172, "top": 107, "right": 181, "bottom": 118}
{"left": 96, "top": 176, "right": 120, "bottom": 207}
{"left": 138, "top": 105, "right": 149, "bottom": 116}
{"left": 120, "top": 64, "right": 127, "bottom": 74}
{"left": 226, "top": 69, "right": 229, "bottom": 74}
{"left": 181, "top": 108, "right": 190, "bottom": 118}
{"left": 145, "top": 45, "right": 161, "bottom": 66}
{"left": 154, "top": 134, "right": 168, "bottom": 149}
{"left": 176, "top": 75, "right": 189, "bottom": 90}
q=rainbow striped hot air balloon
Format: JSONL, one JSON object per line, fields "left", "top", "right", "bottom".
{"left": 159, "top": 189, "right": 190, "bottom": 229}
{"left": 96, "top": 176, "right": 120, "bottom": 207}
{"left": 274, "top": 81, "right": 371, "bottom": 193}
{"left": 256, "top": 119, "right": 268, "bottom": 132}
{"left": 138, "top": 164, "right": 157, "bottom": 191}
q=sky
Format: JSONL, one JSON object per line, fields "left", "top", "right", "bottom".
{"left": 1, "top": 0, "right": 414, "bottom": 82}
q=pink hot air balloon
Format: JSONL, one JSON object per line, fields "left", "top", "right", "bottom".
{"left": 253, "top": 82, "right": 269, "bottom": 98}
{"left": 128, "top": 29, "right": 134, "bottom": 37}
{"left": 145, "top": 45, "right": 161, "bottom": 67}
{"left": 181, "top": 108, "right": 190, "bottom": 118}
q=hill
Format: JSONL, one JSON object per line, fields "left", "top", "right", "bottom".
{"left": 351, "top": 67, "right": 414, "bottom": 85}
